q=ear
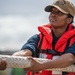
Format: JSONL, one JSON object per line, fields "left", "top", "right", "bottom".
{"left": 67, "top": 18, "right": 72, "bottom": 24}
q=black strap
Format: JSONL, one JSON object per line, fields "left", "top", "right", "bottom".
{"left": 40, "top": 49, "right": 61, "bottom": 55}
{"left": 62, "top": 72, "right": 69, "bottom": 75}
{"left": 38, "top": 33, "right": 44, "bottom": 49}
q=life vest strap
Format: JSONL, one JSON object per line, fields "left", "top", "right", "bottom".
{"left": 39, "top": 49, "right": 62, "bottom": 55}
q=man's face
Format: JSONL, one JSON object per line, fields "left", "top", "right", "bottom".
{"left": 49, "top": 7, "right": 69, "bottom": 28}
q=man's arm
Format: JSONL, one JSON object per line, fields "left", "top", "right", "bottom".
{"left": 43, "top": 53, "right": 75, "bottom": 69}
{"left": 12, "top": 49, "right": 32, "bottom": 56}
{"left": 24, "top": 53, "right": 75, "bottom": 72}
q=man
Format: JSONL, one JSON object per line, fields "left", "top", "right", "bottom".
{"left": 2, "top": 0, "right": 75, "bottom": 75}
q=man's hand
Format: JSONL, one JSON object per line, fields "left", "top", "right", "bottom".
{"left": 24, "top": 57, "right": 44, "bottom": 72}
{"left": 0, "top": 59, "right": 7, "bottom": 70}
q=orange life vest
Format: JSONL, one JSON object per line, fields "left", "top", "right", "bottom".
{"left": 27, "top": 24, "right": 75, "bottom": 75}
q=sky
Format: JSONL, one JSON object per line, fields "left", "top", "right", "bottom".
{"left": 0, "top": 0, "right": 75, "bottom": 51}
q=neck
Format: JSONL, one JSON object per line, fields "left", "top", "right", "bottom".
{"left": 51, "top": 26, "right": 68, "bottom": 37}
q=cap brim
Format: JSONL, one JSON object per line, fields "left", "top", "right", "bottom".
{"left": 45, "top": 5, "right": 53, "bottom": 12}
{"left": 45, "top": 5, "right": 68, "bottom": 14}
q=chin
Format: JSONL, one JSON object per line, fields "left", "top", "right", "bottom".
{"left": 51, "top": 23, "right": 56, "bottom": 26}
{"left": 51, "top": 24, "right": 59, "bottom": 28}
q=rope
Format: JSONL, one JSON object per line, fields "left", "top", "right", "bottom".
{"left": 0, "top": 55, "right": 75, "bottom": 72}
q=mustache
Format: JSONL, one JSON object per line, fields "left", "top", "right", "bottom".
{"left": 49, "top": 17, "right": 56, "bottom": 21}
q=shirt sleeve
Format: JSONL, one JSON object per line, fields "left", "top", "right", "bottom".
{"left": 21, "top": 34, "right": 40, "bottom": 57}
{"left": 64, "top": 42, "right": 75, "bottom": 55}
